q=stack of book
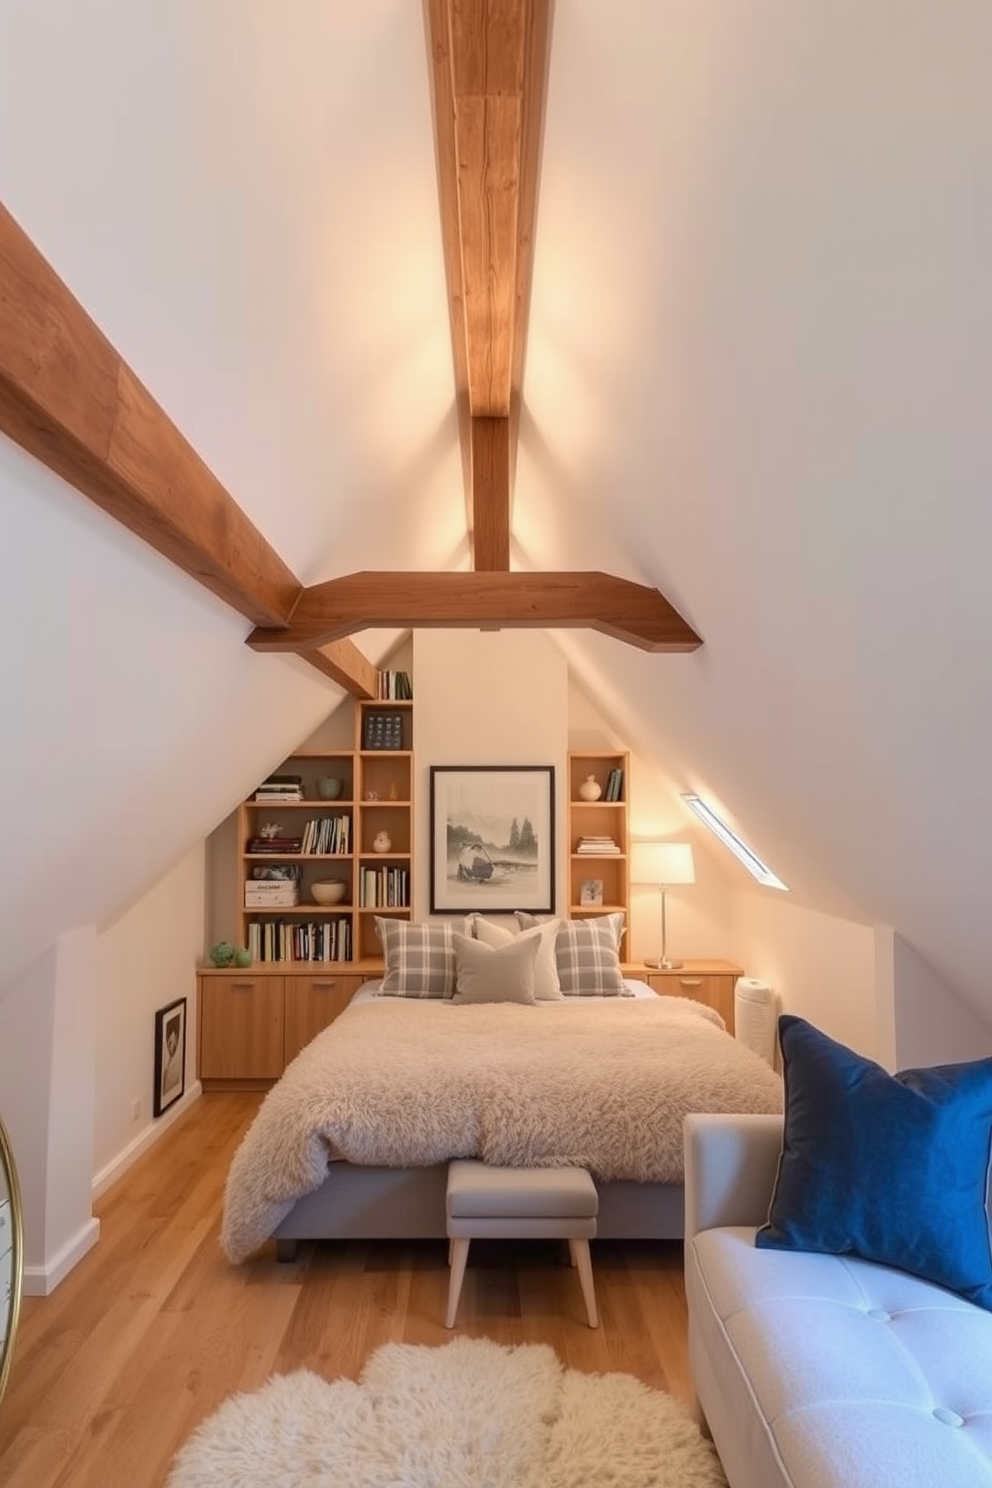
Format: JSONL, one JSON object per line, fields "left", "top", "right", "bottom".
{"left": 247, "top": 835, "right": 303, "bottom": 854}
{"left": 244, "top": 878, "right": 300, "bottom": 909}
{"left": 254, "top": 773, "right": 304, "bottom": 803}
{"left": 377, "top": 670, "right": 413, "bottom": 699}
{"left": 362, "top": 711, "right": 404, "bottom": 750}
{"left": 576, "top": 835, "right": 621, "bottom": 855}
{"left": 301, "top": 815, "right": 350, "bottom": 855}
{"left": 603, "top": 767, "right": 624, "bottom": 801}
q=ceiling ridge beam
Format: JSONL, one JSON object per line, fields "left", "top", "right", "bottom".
{"left": 247, "top": 571, "right": 701, "bottom": 654}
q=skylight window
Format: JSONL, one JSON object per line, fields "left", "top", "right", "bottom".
{"left": 680, "top": 794, "right": 789, "bottom": 891}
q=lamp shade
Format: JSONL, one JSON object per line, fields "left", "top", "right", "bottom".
{"left": 631, "top": 841, "right": 696, "bottom": 887}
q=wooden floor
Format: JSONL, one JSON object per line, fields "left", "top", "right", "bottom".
{"left": 0, "top": 1092, "right": 696, "bottom": 1488}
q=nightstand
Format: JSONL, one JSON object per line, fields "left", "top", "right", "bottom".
{"left": 624, "top": 960, "right": 744, "bottom": 1034}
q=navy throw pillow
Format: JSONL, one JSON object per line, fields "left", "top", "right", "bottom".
{"left": 756, "top": 1014, "right": 992, "bottom": 1309}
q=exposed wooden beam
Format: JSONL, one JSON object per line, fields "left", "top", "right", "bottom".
{"left": 427, "top": 0, "right": 551, "bottom": 506}
{"left": 301, "top": 639, "right": 379, "bottom": 699}
{"left": 0, "top": 199, "right": 301, "bottom": 630}
{"left": 471, "top": 416, "right": 510, "bottom": 570}
{"left": 247, "top": 572, "right": 702, "bottom": 654}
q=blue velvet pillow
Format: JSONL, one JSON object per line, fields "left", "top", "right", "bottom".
{"left": 756, "top": 1014, "right": 992, "bottom": 1309}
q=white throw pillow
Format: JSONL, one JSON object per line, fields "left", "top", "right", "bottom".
{"left": 468, "top": 914, "right": 563, "bottom": 1000}
{"left": 450, "top": 932, "right": 539, "bottom": 1005}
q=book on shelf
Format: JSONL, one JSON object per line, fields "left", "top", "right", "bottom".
{"left": 377, "top": 670, "right": 412, "bottom": 700}
{"left": 247, "top": 838, "right": 303, "bottom": 854}
{"left": 603, "top": 767, "right": 624, "bottom": 801}
{"left": 576, "top": 835, "right": 620, "bottom": 854}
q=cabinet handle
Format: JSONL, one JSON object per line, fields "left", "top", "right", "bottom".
{"left": 311, "top": 980, "right": 337, "bottom": 990}
{"left": 678, "top": 978, "right": 704, "bottom": 988}
{"left": 231, "top": 981, "right": 256, "bottom": 990}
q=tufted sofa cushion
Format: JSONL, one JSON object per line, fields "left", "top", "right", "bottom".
{"left": 686, "top": 1222, "right": 992, "bottom": 1488}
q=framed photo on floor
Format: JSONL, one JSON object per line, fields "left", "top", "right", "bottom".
{"left": 429, "top": 765, "right": 555, "bottom": 914}
{"left": 154, "top": 998, "right": 186, "bottom": 1117}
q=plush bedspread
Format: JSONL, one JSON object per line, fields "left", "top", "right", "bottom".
{"left": 221, "top": 994, "right": 783, "bottom": 1262}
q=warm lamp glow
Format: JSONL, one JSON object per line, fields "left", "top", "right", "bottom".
{"left": 630, "top": 841, "right": 695, "bottom": 969}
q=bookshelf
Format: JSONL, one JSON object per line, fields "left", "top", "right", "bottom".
{"left": 233, "top": 691, "right": 414, "bottom": 966}
{"left": 567, "top": 750, "right": 629, "bottom": 928}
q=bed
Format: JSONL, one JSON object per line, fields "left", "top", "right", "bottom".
{"left": 221, "top": 971, "right": 784, "bottom": 1263}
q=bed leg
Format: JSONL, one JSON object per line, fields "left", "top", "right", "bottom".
{"left": 276, "top": 1239, "right": 299, "bottom": 1263}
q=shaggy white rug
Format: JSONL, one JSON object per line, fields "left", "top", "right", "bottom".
{"left": 166, "top": 1336, "right": 727, "bottom": 1488}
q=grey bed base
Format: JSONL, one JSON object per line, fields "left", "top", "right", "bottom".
{"left": 272, "top": 1162, "right": 684, "bottom": 1260}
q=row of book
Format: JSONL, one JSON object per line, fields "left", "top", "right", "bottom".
{"left": 300, "top": 815, "right": 350, "bottom": 855}
{"left": 246, "top": 919, "right": 353, "bottom": 963}
{"left": 358, "top": 865, "right": 409, "bottom": 908}
{"left": 603, "top": 767, "right": 624, "bottom": 801}
{"left": 362, "top": 710, "right": 404, "bottom": 750}
{"left": 377, "top": 670, "right": 412, "bottom": 699}
{"left": 254, "top": 772, "right": 304, "bottom": 803}
{"left": 575, "top": 834, "right": 622, "bottom": 855}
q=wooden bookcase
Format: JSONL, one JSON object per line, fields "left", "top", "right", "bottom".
{"left": 234, "top": 694, "right": 413, "bottom": 966}
{"left": 567, "top": 750, "right": 629, "bottom": 930}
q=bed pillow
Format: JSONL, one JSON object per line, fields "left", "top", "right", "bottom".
{"left": 450, "top": 931, "right": 539, "bottom": 1005}
{"left": 517, "top": 912, "right": 627, "bottom": 996}
{"left": 468, "top": 914, "right": 563, "bottom": 1000}
{"left": 375, "top": 918, "right": 456, "bottom": 999}
{"left": 756, "top": 1014, "right": 992, "bottom": 1310}
{"left": 516, "top": 910, "right": 626, "bottom": 951}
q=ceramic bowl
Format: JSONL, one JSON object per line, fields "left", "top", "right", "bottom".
{"left": 311, "top": 879, "right": 348, "bottom": 906}
{"left": 316, "top": 777, "right": 344, "bottom": 800}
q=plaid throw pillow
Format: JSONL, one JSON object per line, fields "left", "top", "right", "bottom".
{"left": 376, "top": 918, "right": 456, "bottom": 998}
{"left": 516, "top": 912, "right": 627, "bottom": 996}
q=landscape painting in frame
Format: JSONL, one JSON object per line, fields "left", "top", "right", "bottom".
{"left": 430, "top": 765, "right": 555, "bottom": 913}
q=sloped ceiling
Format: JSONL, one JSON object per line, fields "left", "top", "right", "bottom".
{"left": 2, "top": 2, "right": 992, "bottom": 1020}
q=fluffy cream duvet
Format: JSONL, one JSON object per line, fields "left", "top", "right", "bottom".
{"left": 221, "top": 994, "right": 782, "bottom": 1262}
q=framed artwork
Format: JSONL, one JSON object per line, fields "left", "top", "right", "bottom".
{"left": 153, "top": 998, "right": 186, "bottom": 1117}
{"left": 429, "top": 765, "right": 555, "bottom": 914}
{"left": 580, "top": 878, "right": 604, "bottom": 906}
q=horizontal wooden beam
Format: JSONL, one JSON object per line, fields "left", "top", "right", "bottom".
{"left": 0, "top": 200, "right": 301, "bottom": 629}
{"left": 300, "top": 639, "right": 379, "bottom": 699}
{"left": 247, "top": 571, "right": 702, "bottom": 653}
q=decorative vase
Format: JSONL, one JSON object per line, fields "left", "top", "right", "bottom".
{"left": 316, "top": 777, "right": 344, "bottom": 800}
{"left": 578, "top": 775, "right": 602, "bottom": 802}
{"left": 210, "top": 941, "right": 235, "bottom": 967}
{"left": 372, "top": 831, "right": 392, "bottom": 854}
{"left": 234, "top": 947, "right": 252, "bottom": 968}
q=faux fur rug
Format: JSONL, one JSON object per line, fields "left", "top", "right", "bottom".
{"left": 166, "top": 1336, "right": 727, "bottom": 1488}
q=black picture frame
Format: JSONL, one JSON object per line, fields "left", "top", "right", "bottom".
{"left": 153, "top": 998, "right": 186, "bottom": 1117}
{"left": 429, "top": 765, "right": 555, "bottom": 914}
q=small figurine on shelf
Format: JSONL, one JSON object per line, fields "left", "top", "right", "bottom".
{"left": 259, "top": 821, "right": 283, "bottom": 840}
{"left": 373, "top": 830, "right": 392, "bottom": 853}
{"left": 388, "top": 779, "right": 399, "bottom": 801}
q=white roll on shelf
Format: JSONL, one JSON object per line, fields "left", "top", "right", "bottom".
{"left": 734, "top": 977, "right": 778, "bottom": 1066}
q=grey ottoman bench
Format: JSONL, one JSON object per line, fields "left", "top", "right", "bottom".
{"left": 445, "top": 1160, "right": 599, "bottom": 1329}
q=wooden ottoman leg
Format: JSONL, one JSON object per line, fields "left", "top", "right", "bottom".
{"left": 572, "top": 1239, "right": 598, "bottom": 1328}
{"left": 446, "top": 1237, "right": 471, "bottom": 1329}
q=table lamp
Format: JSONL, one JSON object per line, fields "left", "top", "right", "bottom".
{"left": 630, "top": 841, "right": 696, "bottom": 969}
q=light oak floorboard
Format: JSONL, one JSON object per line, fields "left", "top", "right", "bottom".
{"left": 0, "top": 1092, "right": 694, "bottom": 1487}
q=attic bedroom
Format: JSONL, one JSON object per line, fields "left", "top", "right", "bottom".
{"left": 1, "top": 1, "right": 991, "bottom": 1481}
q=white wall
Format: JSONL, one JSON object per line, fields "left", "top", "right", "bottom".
{"left": 875, "top": 927, "right": 992, "bottom": 1070}
{"left": 412, "top": 630, "right": 569, "bottom": 918}
{"left": 93, "top": 845, "right": 206, "bottom": 1186}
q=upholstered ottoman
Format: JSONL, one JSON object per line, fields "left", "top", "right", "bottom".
{"left": 445, "top": 1160, "right": 599, "bottom": 1329}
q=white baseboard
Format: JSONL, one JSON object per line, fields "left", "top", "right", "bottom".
{"left": 92, "top": 1081, "right": 202, "bottom": 1200}
{"left": 23, "top": 1216, "right": 101, "bottom": 1296}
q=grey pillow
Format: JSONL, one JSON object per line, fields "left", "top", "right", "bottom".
{"left": 376, "top": 918, "right": 456, "bottom": 998}
{"left": 467, "top": 913, "right": 563, "bottom": 1000}
{"left": 516, "top": 912, "right": 627, "bottom": 996}
{"left": 451, "top": 931, "right": 539, "bottom": 1004}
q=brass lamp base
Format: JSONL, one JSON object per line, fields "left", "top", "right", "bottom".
{"left": 645, "top": 956, "right": 684, "bottom": 970}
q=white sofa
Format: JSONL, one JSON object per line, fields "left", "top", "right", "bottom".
{"left": 683, "top": 1112, "right": 992, "bottom": 1488}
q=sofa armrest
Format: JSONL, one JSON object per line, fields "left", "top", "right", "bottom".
{"left": 683, "top": 1112, "right": 784, "bottom": 1237}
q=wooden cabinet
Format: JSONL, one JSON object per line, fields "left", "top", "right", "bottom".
{"left": 235, "top": 687, "right": 413, "bottom": 967}
{"left": 640, "top": 960, "right": 744, "bottom": 1034}
{"left": 198, "top": 966, "right": 374, "bottom": 1086}
{"left": 567, "top": 750, "right": 629, "bottom": 932}
{"left": 283, "top": 971, "right": 365, "bottom": 1064}
{"left": 199, "top": 972, "right": 285, "bottom": 1083}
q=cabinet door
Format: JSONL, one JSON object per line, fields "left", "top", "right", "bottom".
{"left": 647, "top": 973, "right": 736, "bottom": 1034}
{"left": 198, "top": 976, "right": 285, "bottom": 1080}
{"left": 284, "top": 973, "right": 364, "bottom": 1065}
